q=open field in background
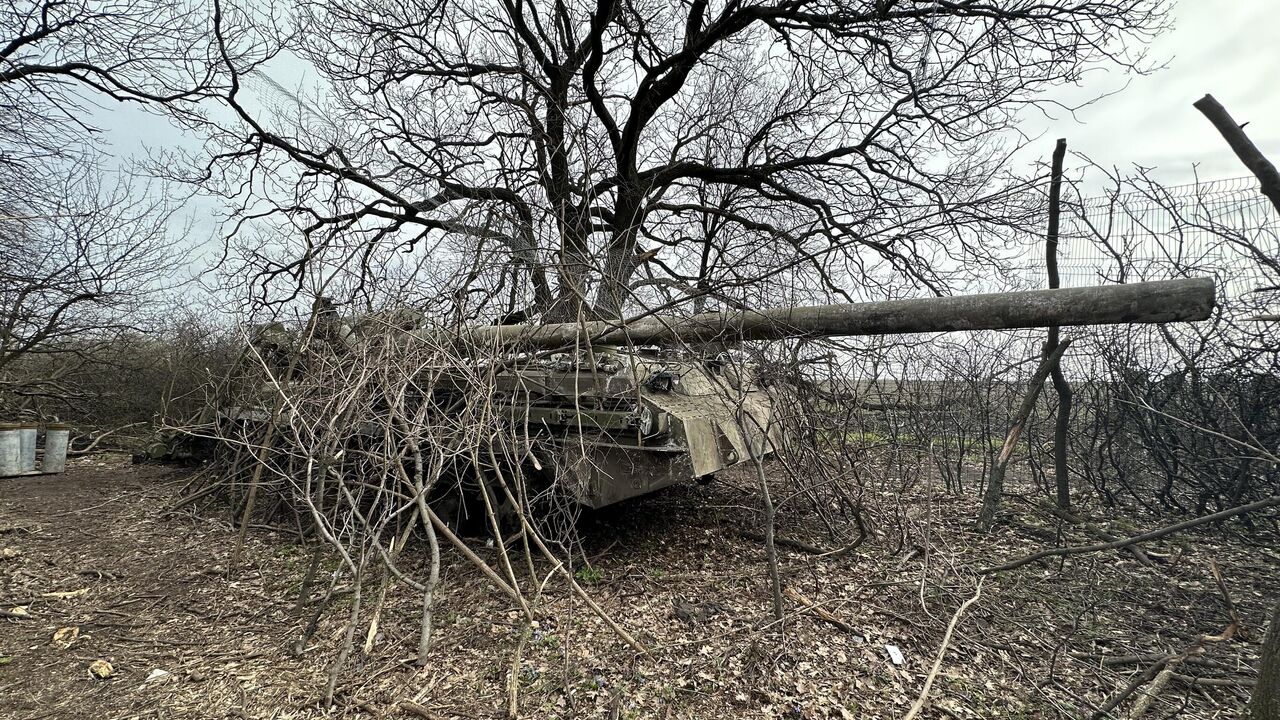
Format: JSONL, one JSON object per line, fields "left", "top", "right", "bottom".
{"left": 2, "top": 454, "right": 1273, "bottom": 720}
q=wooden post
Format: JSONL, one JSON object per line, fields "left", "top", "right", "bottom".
{"left": 1252, "top": 601, "right": 1280, "bottom": 720}
{"left": 1044, "top": 138, "right": 1074, "bottom": 512}
{"left": 1195, "top": 94, "right": 1280, "bottom": 718}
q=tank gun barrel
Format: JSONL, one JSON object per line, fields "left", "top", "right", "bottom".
{"left": 452, "top": 277, "right": 1215, "bottom": 349}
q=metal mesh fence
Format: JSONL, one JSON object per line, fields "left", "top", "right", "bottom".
{"left": 1011, "top": 176, "right": 1279, "bottom": 298}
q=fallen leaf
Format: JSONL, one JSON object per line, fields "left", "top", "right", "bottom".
{"left": 52, "top": 626, "right": 80, "bottom": 649}
{"left": 0, "top": 547, "right": 18, "bottom": 560}
{"left": 7, "top": 606, "right": 29, "bottom": 617}
{"left": 88, "top": 659, "right": 114, "bottom": 679}
{"left": 144, "top": 668, "right": 173, "bottom": 684}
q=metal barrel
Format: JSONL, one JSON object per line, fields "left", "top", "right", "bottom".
{"left": 18, "top": 423, "right": 37, "bottom": 473}
{"left": 41, "top": 424, "right": 70, "bottom": 474}
{"left": 0, "top": 423, "right": 19, "bottom": 477}
{"left": 452, "top": 277, "right": 1216, "bottom": 349}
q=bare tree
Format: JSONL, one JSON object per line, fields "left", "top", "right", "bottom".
{"left": 1, "top": 0, "right": 231, "bottom": 191}
{"left": 192, "top": 0, "right": 1168, "bottom": 319}
{"left": 0, "top": 0, "right": 246, "bottom": 407}
{"left": 0, "top": 175, "right": 180, "bottom": 372}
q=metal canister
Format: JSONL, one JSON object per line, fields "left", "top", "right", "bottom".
{"left": 0, "top": 423, "right": 19, "bottom": 476}
{"left": 41, "top": 423, "right": 71, "bottom": 474}
{"left": 18, "top": 422, "right": 37, "bottom": 473}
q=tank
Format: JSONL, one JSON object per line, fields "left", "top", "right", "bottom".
{"left": 437, "top": 278, "right": 1216, "bottom": 507}
{"left": 154, "top": 278, "right": 1216, "bottom": 509}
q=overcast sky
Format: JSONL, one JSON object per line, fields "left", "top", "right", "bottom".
{"left": 1026, "top": 0, "right": 1280, "bottom": 186}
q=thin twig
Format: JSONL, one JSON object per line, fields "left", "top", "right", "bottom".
{"left": 982, "top": 496, "right": 1280, "bottom": 574}
{"left": 903, "top": 578, "right": 984, "bottom": 720}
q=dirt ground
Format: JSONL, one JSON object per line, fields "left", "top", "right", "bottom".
{"left": 1, "top": 454, "right": 1275, "bottom": 719}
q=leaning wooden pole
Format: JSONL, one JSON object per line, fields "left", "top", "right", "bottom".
{"left": 1194, "top": 92, "right": 1280, "bottom": 720}
{"left": 453, "top": 278, "right": 1216, "bottom": 349}
{"left": 1194, "top": 94, "right": 1280, "bottom": 215}
{"left": 1253, "top": 600, "right": 1280, "bottom": 720}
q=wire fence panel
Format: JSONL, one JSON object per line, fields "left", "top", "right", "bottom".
{"left": 1018, "top": 176, "right": 1279, "bottom": 296}
{"left": 826, "top": 175, "right": 1280, "bottom": 511}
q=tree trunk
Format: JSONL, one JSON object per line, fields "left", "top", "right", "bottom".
{"left": 1194, "top": 95, "right": 1280, "bottom": 215}
{"left": 594, "top": 238, "right": 638, "bottom": 320}
{"left": 976, "top": 340, "right": 1071, "bottom": 532}
{"left": 594, "top": 190, "right": 649, "bottom": 320}
{"left": 1043, "top": 137, "right": 1073, "bottom": 512}
{"left": 548, "top": 215, "right": 591, "bottom": 323}
{"left": 1252, "top": 600, "right": 1280, "bottom": 719}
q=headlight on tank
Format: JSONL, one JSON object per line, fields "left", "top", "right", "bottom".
{"left": 638, "top": 405, "right": 659, "bottom": 435}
